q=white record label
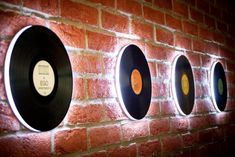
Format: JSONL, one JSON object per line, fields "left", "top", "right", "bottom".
{"left": 33, "top": 60, "right": 55, "bottom": 96}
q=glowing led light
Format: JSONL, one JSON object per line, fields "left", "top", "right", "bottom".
{"left": 4, "top": 25, "right": 40, "bottom": 132}
{"left": 171, "top": 55, "right": 195, "bottom": 116}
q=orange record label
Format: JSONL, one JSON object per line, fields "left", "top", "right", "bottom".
{"left": 131, "top": 69, "right": 143, "bottom": 95}
{"left": 181, "top": 73, "right": 189, "bottom": 96}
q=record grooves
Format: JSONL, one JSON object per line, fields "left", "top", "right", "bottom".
{"left": 210, "top": 61, "right": 227, "bottom": 112}
{"left": 172, "top": 55, "right": 195, "bottom": 115}
{"left": 116, "top": 44, "right": 151, "bottom": 120}
{"left": 4, "top": 25, "right": 73, "bottom": 131}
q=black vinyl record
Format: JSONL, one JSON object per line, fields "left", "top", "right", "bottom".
{"left": 116, "top": 44, "right": 151, "bottom": 120}
{"left": 172, "top": 55, "right": 195, "bottom": 115}
{"left": 4, "top": 25, "right": 72, "bottom": 131}
{"left": 211, "top": 62, "right": 227, "bottom": 112}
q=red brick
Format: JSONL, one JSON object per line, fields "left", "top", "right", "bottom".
{"left": 89, "top": 125, "right": 121, "bottom": 148}
{"left": 187, "top": 53, "right": 201, "bottom": 66}
{"left": 88, "top": 0, "right": 115, "bottom": 7}
{"left": 201, "top": 55, "right": 215, "bottom": 68}
{"left": 195, "top": 98, "right": 214, "bottom": 113}
{"left": 117, "top": 0, "right": 142, "bottom": 16}
{"left": 0, "top": 10, "right": 45, "bottom": 37}
{"left": 102, "top": 11, "right": 128, "bottom": 33}
{"left": 68, "top": 104, "right": 106, "bottom": 124}
{"left": 156, "top": 27, "right": 173, "bottom": 45}
{"left": 196, "top": 0, "right": 209, "bottom": 12}
{"left": 87, "top": 31, "right": 116, "bottom": 53}
{"left": 0, "top": 70, "right": 6, "bottom": 100}
{"left": 213, "top": 32, "right": 225, "bottom": 44}
{"left": 217, "top": 21, "right": 227, "bottom": 33}
{"left": 104, "top": 102, "right": 125, "bottom": 120}
{"left": 226, "top": 72, "right": 235, "bottom": 86}
{"left": 69, "top": 53, "right": 102, "bottom": 74}
{"left": 160, "top": 100, "right": 177, "bottom": 116}
{"left": 143, "top": 6, "right": 165, "bottom": 24}
{"left": 204, "top": 15, "right": 215, "bottom": 29}
{"left": 182, "top": 21, "right": 198, "bottom": 36}
{"left": 148, "top": 61, "right": 157, "bottom": 77}
{"left": 1, "top": 0, "right": 20, "bottom": 4}
{"left": 166, "top": 14, "right": 182, "bottom": 31}
{"left": 145, "top": 0, "right": 153, "bottom": 3}
{"left": 154, "top": 0, "right": 172, "bottom": 10}
{"left": 162, "top": 135, "right": 182, "bottom": 152}
{"left": 199, "top": 27, "right": 213, "bottom": 41}
{"left": 226, "top": 62, "right": 235, "bottom": 72}
{"left": 225, "top": 37, "right": 235, "bottom": 50}
{"left": 50, "top": 22, "right": 85, "bottom": 48}
{"left": 103, "top": 57, "right": 116, "bottom": 75}
{"left": 175, "top": 34, "right": 191, "bottom": 50}
{"left": 0, "top": 133, "right": 50, "bottom": 157}
{"left": 107, "top": 144, "right": 137, "bottom": 157}
{"left": 205, "top": 42, "right": 218, "bottom": 55}
{"left": 145, "top": 44, "right": 175, "bottom": 61}
{"left": 61, "top": 0, "right": 98, "bottom": 25}
{"left": 147, "top": 102, "right": 160, "bottom": 117}
{"left": 212, "top": 127, "right": 224, "bottom": 142}
{"left": 193, "top": 68, "right": 207, "bottom": 83}
{"left": 152, "top": 81, "right": 169, "bottom": 98}
{"left": 0, "top": 114, "right": 20, "bottom": 132}
{"left": 55, "top": 128, "right": 87, "bottom": 155}
{"left": 173, "top": 0, "right": 189, "bottom": 17}
{"left": 116, "top": 38, "right": 145, "bottom": 55}
{"left": 190, "top": 7, "right": 203, "bottom": 23}
{"left": 170, "top": 118, "right": 188, "bottom": 132}
{"left": 138, "top": 140, "right": 161, "bottom": 157}
{"left": 192, "top": 39, "right": 205, "bottom": 52}
{"left": 0, "top": 40, "right": 9, "bottom": 67}
{"left": 210, "top": 5, "right": 221, "bottom": 19}
{"left": 72, "top": 78, "right": 85, "bottom": 100}
{"left": 87, "top": 79, "right": 115, "bottom": 99}
{"left": 225, "top": 99, "right": 235, "bottom": 111}
{"left": 189, "top": 116, "right": 209, "bottom": 130}
{"left": 198, "top": 129, "right": 213, "bottom": 144}
{"left": 87, "top": 151, "right": 107, "bottom": 157}
{"left": 23, "top": 0, "right": 58, "bottom": 15}
{"left": 150, "top": 118, "right": 170, "bottom": 135}
{"left": 122, "top": 121, "right": 149, "bottom": 141}
{"left": 195, "top": 83, "right": 210, "bottom": 98}
{"left": 131, "top": 20, "right": 153, "bottom": 40}
{"left": 157, "top": 63, "right": 171, "bottom": 80}
{"left": 182, "top": 132, "right": 198, "bottom": 147}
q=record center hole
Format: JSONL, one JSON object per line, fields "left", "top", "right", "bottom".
{"left": 131, "top": 69, "right": 143, "bottom": 95}
{"left": 32, "top": 60, "right": 55, "bottom": 96}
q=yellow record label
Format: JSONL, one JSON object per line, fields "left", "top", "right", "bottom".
{"left": 218, "top": 78, "right": 223, "bottom": 95}
{"left": 181, "top": 73, "right": 189, "bottom": 95}
{"left": 131, "top": 69, "right": 143, "bottom": 95}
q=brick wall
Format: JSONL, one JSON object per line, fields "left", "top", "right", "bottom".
{"left": 0, "top": 0, "right": 235, "bottom": 157}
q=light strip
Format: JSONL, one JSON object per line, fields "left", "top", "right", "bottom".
{"left": 4, "top": 25, "right": 40, "bottom": 132}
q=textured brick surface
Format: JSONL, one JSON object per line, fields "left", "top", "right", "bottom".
{"left": 0, "top": 0, "right": 235, "bottom": 156}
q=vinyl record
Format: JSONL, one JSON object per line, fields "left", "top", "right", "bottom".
{"left": 172, "top": 55, "right": 195, "bottom": 115}
{"left": 116, "top": 44, "right": 151, "bottom": 120}
{"left": 4, "top": 25, "right": 73, "bottom": 131}
{"left": 210, "top": 61, "right": 227, "bottom": 112}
